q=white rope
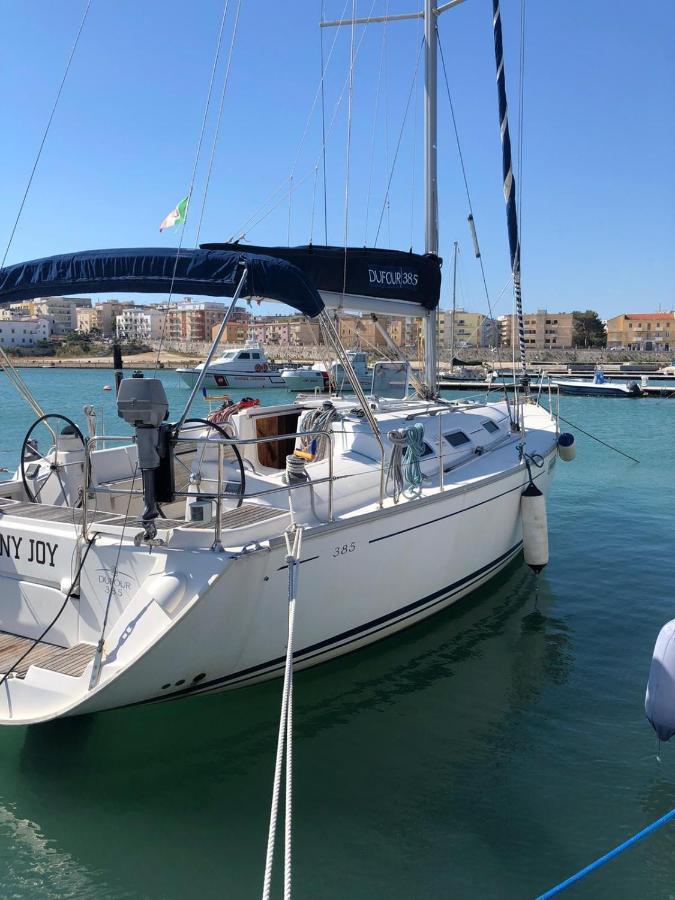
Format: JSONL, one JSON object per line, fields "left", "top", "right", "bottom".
{"left": 261, "top": 526, "right": 303, "bottom": 900}
{"left": 1, "top": 0, "right": 92, "bottom": 270}
{"left": 194, "top": 0, "right": 244, "bottom": 247}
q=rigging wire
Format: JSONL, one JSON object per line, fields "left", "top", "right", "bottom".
{"left": 341, "top": 0, "right": 358, "bottom": 299}
{"left": 320, "top": 0, "right": 329, "bottom": 243}
{"left": 286, "top": 0, "right": 349, "bottom": 245}
{"left": 363, "top": 0, "right": 389, "bottom": 245}
{"left": 373, "top": 35, "right": 424, "bottom": 246}
{"left": 154, "top": 0, "right": 234, "bottom": 371}
{"left": 1, "top": 0, "right": 93, "bottom": 270}
{"left": 409, "top": 12, "right": 423, "bottom": 251}
{"left": 229, "top": 0, "right": 377, "bottom": 243}
{"left": 516, "top": 0, "right": 526, "bottom": 230}
{"left": 194, "top": 0, "right": 244, "bottom": 248}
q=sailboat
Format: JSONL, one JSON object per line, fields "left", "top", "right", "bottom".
{"left": 0, "top": 0, "right": 569, "bottom": 724}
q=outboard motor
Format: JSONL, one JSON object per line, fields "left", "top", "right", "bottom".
{"left": 117, "top": 378, "right": 171, "bottom": 540}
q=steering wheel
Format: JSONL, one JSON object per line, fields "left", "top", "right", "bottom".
{"left": 177, "top": 418, "right": 246, "bottom": 510}
{"left": 20, "top": 414, "right": 85, "bottom": 505}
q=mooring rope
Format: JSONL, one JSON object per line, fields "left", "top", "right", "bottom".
{"left": 537, "top": 809, "right": 675, "bottom": 898}
{"left": 262, "top": 525, "right": 303, "bottom": 900}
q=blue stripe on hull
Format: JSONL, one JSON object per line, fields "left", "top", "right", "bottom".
{"left": 134, "top": 540, "right": 524, "bottom": 708}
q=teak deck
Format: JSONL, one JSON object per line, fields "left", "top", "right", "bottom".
{"left": 0, "top": 631, "right": 95, "bottom": 678}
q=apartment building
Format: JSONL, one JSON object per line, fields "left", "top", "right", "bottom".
{"left": 165, "top": 299, "right": 236, "bottom": 343}
{"left": 8, "top": 296, "right": 91, "bottom": 336}
{"left": 606, "top": 312, "right": 675, "bottom": 351}
{"left": 211, "top": 320, "right": 250, "bottom": 345}
{"left": 249, "top": 315, "right": 324, "bottom": 346}
{"left": 386, "top": 317, "right": 421, "bottom": 351}
{"left": 499, "top": 310, "right": 574, "bottom": 349}
{"left": 437, "top": 309, "right": 497, "bottom": 349}
{"left": 337, "top": 315, "right": 390, "bottom": 348}
{"left": 76, "top": 300, "right": 134, "bottom": 337}
{"left": 116, "top": 307, "right": 168, "bottom": 342}
{"left": 0, "top": 318, "right": 51, "bottom": 348}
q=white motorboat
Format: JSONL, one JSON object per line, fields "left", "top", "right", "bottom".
{"left": 553, "top": 368, "right": 643, "bottom": 397}
{"left": 330, "top": 350, "right": 373, "bottom": 391}
{"left": 177, "top": 342, "right": 285, "bottom": 390}
{"left": 0, "top": 0, "right": 569, "bottom": 725}
{"left": 280, "top": 364, "right": 328, "bottom": 392}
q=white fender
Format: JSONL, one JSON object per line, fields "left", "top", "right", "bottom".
{"left": 520, "top": 483, "right": 549, "bottom": 573}
{"left": 557, "top": 432, "right": 576, "bottom": 462}
{"left": 645, "top": 619, "right": 675, "bottom": 741}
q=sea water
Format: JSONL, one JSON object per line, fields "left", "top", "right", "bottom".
{"left": 0, "top": 367, "right": 673, "bottom": 899}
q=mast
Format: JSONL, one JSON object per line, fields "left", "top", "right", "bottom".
{"left": 422, "top": 0, "right": 439, "bottom": 394}
{"left": 450, "top": 240, "right": 457, "bottom": 366}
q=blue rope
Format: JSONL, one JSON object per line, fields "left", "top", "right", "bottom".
{"left": 537, "top": 809, "right": 675, "bottom": 898}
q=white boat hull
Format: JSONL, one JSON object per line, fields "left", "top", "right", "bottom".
{"left": 177, "top": 368, "right": 286, "bottom": 390}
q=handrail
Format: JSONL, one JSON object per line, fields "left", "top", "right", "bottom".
{"left": 82, "top": 425, "right": 338, "bottom": 540}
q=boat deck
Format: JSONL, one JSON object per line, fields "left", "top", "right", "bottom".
{"left": 0, "top": 631, "right": 96, "bottom": 678}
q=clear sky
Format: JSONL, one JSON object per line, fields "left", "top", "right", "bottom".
{"left": 1, "top": 0, "right": 673, "bottom": 320}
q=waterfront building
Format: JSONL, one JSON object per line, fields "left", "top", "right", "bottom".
{"left": 499, "top": 310, "right": 574, "bottom": 349}
{"left": 249, "top": 314, "right": 324, "bottom": 346}
{"left": 116, "top": 307, "right": 168, "bottom": 342}
{"left": 165, "top": 298, "right": 239, "bottom": 343}
{"left": 8, "top": 296, "right": 91, "bottom": 336}
{"left": 76, "top": 299, "right": 135, "bottom": 337}
{"left": 386, "top": 317, "right": 421, "bottom": 351}
{"left": 0, "top": 317, "right": 51, "bottom": 348}
{"left": 606, "top": 312, "right": 674, "bottom": 351}
{"left": 437, "top": 309, "right": 498, "bottom": 349}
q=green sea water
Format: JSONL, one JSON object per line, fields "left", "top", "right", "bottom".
{"left": 0, "top": 368, "right": 674, "bottom": 899}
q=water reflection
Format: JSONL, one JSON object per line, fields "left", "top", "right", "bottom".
{"left": 2, "top": 557, "right": 572, "bottom": 899}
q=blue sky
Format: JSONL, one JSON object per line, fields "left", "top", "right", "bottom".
{"left": 1, "top": 0, "right": 673, "bottom": 320}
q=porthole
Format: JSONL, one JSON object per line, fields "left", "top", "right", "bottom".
{"left": 175, "top": 679, "right": 185, "bottom": 686}
{"left": 161, "top": 683, "right": 171, "bottom": 690}
{"left": 192, "top": 673, "right": 206, "bottom": 684}
{"left": 482, "top": 420, "right": 499, "bottom": 434}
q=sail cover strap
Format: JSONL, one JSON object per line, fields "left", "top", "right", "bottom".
{"left": 0, "top": 247, "right": 325, "bottom": 318}
{"left": 492, "top": 0, "right": 527, "bottom": 378}
{"left": 201, "top": 243, "right": 442, "bottom": 310}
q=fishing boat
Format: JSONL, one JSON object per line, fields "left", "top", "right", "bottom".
{"left": 0, "top": 0, "right": 569, "bottom": 725}
{"left": 553, "top": 368, "right": 643, "bottom": 397}
{"left": 176, "top": 341, "right": 285, "bottom": 389}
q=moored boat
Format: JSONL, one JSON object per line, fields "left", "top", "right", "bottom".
{"left": 177, "top": 341, "right": 285, "bottom": 390}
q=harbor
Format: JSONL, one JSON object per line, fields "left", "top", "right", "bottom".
{"left": 0, "top": 0, "right": 673, "bottom": 897}
{"left": 0, "top": 367, "right": 672, "bottom": 898}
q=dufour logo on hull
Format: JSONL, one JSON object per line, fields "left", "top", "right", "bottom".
{"left": 368, "top": 266, "right": 419, "bottom": 289}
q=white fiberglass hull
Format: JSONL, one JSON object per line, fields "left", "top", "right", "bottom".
{"left": 281, "top": 369, "right": 327, "bottom": 391}
{"left": 177, "top": 368, "right": 286, "bottom": 390}
{"left": 0, "top": 438, "right": 556, "bottom": 723}
{"left": 552, "top": 379, "right": 642, "bottom": 397}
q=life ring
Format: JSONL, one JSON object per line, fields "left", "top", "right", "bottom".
{"left": 262, "top": 363, "right": 269, "bottom": 372}
{"left": 255, "top": 363, "right": 262, "bottom": 372}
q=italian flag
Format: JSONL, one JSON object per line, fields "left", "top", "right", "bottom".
{"left": 159, "top": 196, "right": 188, "bottom": 231}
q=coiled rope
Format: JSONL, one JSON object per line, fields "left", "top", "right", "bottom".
{"left": 297, "top": 403, "right": 340, "bottom": 461}
{"left": 261, "top": 526, "right": 303, "bottom": 900}
{"left": 386, "top": 423, "right": 425, "bottom": 503}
